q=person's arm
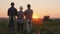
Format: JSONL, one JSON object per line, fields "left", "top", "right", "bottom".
{"left": 24, "top": 10, "right": 26, "bottom": 16}
{"left": 7, "top": 9, "right": 9, "bottom": 16}
{"left": 31, "top": 10, "right": 33, "bottom": 19}
{"left": 16, "top": 13, "right": 18, "bottom": 17}
{"left": 23, "top": 12, "right": 25, "bottom": 18}
{"left": 15, "top": 9, "right": 17, "bottom": 16}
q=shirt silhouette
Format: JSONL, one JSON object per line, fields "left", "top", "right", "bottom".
{"left": 24, "top": 4, "right": 33, "bottom": 19}
{"left": 8, "top": 2, "right": 17, "bottom": 17}
{"left": 17, "top": 11, "right": 24, "bottom": 19}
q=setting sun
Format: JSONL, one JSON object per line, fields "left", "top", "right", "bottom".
{"left": 33, "top": 15, "right": 39, "bottom": 18}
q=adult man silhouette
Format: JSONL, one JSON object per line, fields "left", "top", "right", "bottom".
{"left": 7, "top": 2, "right": 17, "bottom": 34}
{"left": 24, "top": 4, "right": 33, "bottom": 34}
{"left": 8, "top": 2, "right": 17, "bottom": 17}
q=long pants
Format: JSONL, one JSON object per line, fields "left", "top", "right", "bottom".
{"left": 8, "top": 16, "right": 16, "bottom": 23}
{"left": 8, "top": 16, "right": 16, "bottom": 34}
{"left": 25, "top": 19, "right": 32, "bottom": 34}
{"left": 17, "top": 19, "right": 24, "bottom": 32}
{"left": 17, "top": 23, "right": 24, "bottom": 32}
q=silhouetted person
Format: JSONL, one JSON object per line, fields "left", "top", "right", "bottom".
{"left": 43, "top": 16, "right": 50, "bottom": 21}
{"left": 17, "top": 6, "right": 24, "bottom": 33}
{"left": 7, "top": 2, "right": 17, "bottom": 34}
{"left": 24, "top": 4, "right": 33, "bottom": 34}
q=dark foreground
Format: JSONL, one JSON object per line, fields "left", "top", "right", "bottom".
{"left": 0, "top": 18, "right": 60, "bottom": 34}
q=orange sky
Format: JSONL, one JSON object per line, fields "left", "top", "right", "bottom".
{"left": 0, "top": 0, "right": 60, "bottom": 18}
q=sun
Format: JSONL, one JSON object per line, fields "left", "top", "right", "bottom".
{"left": 33, "top": 15, "right": 38, "bottom": 18}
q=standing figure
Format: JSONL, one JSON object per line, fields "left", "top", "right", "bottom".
{"left": 24, "top": 4, "right": 33, "bottom": 34}
{"left": 7, "top": 2, "right": 17, "bottom": 34}
{"left": 17, "top": 6, "right": 24, "bottom": 33}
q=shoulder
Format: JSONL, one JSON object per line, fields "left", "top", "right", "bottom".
{"left": 30, "top": 9, "right": 33, "bottom": 13}
{"left": 30, "top": 9, "right": 33, "bottom": 11}
{"left": 8, "top": 7, "right": 11, "bottom": 10}
{"left": 14, "top": 8, "right": 17, "bottom": 10}
{"left": 8, "top": 7, "right": 12, "bottom": 11}
{"left": 24, "top": 10, "right": 27, "bottom": 13}
{"left": 25, "top": 9, "right": 27, "bottom": 12}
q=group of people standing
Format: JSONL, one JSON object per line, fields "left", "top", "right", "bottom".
{"left": 7, "top": 2, "right": 33, "bottom": 34}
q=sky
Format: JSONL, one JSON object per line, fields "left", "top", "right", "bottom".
{"left": 0, "top": 0, "right": 60, "bottom": 18}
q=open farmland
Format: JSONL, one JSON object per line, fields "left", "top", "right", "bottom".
{"left": 0, "top": 18, "right": 60, "bottom": 34}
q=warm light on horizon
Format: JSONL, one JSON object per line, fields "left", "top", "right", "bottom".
{"left": 0, "top": 0, "right": 60, "bottom": 18}
{"left": 33, "top": 15, "right": 39, "bottom": 18}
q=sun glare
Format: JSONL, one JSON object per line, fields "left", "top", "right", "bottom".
{"left": 33, "top": 15, "right": 38, "bottom": 18}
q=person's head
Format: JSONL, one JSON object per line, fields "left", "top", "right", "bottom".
{"left": 20, "top": 6, "right": 23, "bottom": 11}
{"left": 11, "top": 2, "right": 15, "bottom": 7}
{"left": 27, "top": 4, "right": 31, "bottom": 9}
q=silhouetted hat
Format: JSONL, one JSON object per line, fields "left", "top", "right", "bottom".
{"left": 27, "top": 4, "right": 31, "bottom": 7}
{"left": 11, "top": 2, "right": 14, "bottom": 5}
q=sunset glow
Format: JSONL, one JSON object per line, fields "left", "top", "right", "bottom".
{"left": 0, "top": 0, "right": 60, "bottom": 18}
{"left": 33, "top": 15, "right": 39, "bottom": 18}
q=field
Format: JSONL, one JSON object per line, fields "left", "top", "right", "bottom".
{"left": 0, "top": 18, "right": 60, "bottom": 34}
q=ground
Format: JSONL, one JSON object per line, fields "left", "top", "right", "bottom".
{"left": 0, "top": 18, "right": 60, "bottom": 34}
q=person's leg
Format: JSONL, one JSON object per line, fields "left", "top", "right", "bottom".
{"left": 9, "top": 25, "right": 14, "bottom": 34}
{"left": 17, "top": 19, "right": 21, "bottom": 32}
{"left": 9, "top": 26, "right": 11, "bottom": 34}
{"left": 13, "top": 16, "right": 16, "bottom": 23}
{"left": 20, "top": 24, "right": 24, "bottom": 33}
{"left": 12, "top": 17, "right": 15, "bottom": 34}
{"left": 29, "top": 19, "right": 32, "bottom": 34}
{"left": 25, "top": 23, "right": 30, "bottom": 34}
{"left": 8, "top": 17, "right": 15, "bottom": 34}
{"left": 23, "top": 21, "right": 26, "bottom": 34}
{"left": 8, "top": 17, "right": 12, "bottom": 34}
{"left": 20, "top": 24, "right": 23, "bottom": 33}
{"left": 12, "top": 25, "right": 14, "bottom": 34}
{"left": 17, "top": 23, "right": 20, "bottom": 32}
{"left": 29, "top": 22, "right": 32, "bottom": 34}
{"left": 20, "top": 19, "right": 24, "bottom": 33}
{"left": 25, "top": 19, "right": 32, "bottom": 34}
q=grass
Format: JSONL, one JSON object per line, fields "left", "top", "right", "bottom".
{"left": 0, "top": 18, "right": 60, "bottom": 34}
